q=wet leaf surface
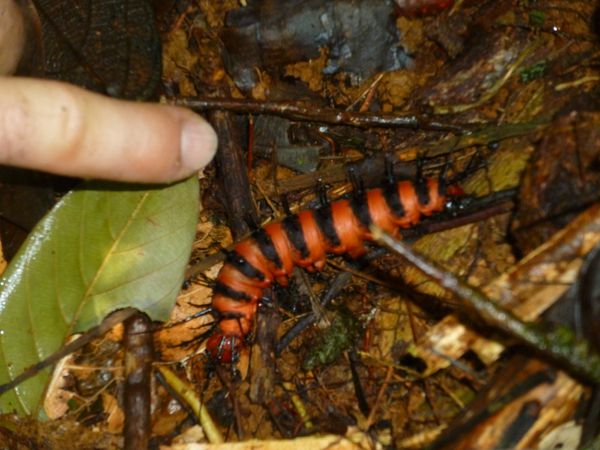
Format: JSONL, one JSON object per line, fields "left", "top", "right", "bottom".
{"left": 0, "top": 177, "right": 198, "bottom": 416}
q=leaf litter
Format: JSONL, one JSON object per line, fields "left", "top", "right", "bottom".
{"left": 4, "top": 1, "right": 600, "bottom": 449}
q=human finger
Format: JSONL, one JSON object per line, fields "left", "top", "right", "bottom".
{"left": 0, "top": 77, "right": 218, "bottom": 183}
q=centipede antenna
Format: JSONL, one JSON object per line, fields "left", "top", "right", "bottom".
{"left": 230, "top": 349, "right": 238, "bottom": 377}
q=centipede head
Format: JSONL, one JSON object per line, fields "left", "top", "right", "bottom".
{"left": 206, "top": 332, "right": 245, "bottom": 364}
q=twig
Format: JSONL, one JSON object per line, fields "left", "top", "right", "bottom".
{"left": 0, "top": 308, "right": 137, "bottom": 396}
{"left": 282, "top": 381, "right": 314, "bottom": 430}
{"left": 209, "top": 109, "right": 259, "bottom": 239}
{"left": 370, "top": 226, "right": 600, "bottom": 384}
{"left": 123, "top": 312, "right": 154, "bottom": 450}
{"left": 276, "top": 271, "right": 352, "bottom": 355}
{"left": 171, "top": 97, "right": 474, "bottom": 133}
{"left": 348, "top": 349, "right": 370, "bottom": 417}
{"left": 215, "top": 365, "right": 244, "bottom": 439}
{"left": 366, "top": 365, "right": 394, "bottom": 428}
{"left": 156, "top": 365, "right": 224, "bottom": 443}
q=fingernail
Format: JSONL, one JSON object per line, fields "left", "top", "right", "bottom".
{"left": 180, "top": 116, "right": 218, "bottom": 171}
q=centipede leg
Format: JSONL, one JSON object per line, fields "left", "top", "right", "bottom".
{"left": 449, "top": 150, "right": 485, "bottom": 186}
{"left": 415, "top": 157, "right": 431, "bottom": 205}
{"left": 182, "top": 307, "right": 214, "bottom": 321}
{"left": 316, "top": 178, "right": 330, "bottom": 207}
{"left": 280, "top": 192, "right": 292, "bottom": 216}
{"left": 439, "top": 156, "right": 451, "bottom": 191}
{"left": 416, "top": 154, "right": 425, "bottom": 179}
{"left": 384, "top": 152, "right": 396, "bottom": 185}
{"left": 346, "top": 166, "right": 365, "bottom": 194}
{"left": 349, "top": 348, "right": 370, "bottom": 416}
{"left": 170, "top": 330, "right": 215, "bottom": 354}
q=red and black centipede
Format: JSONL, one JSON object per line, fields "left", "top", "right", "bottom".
{"left": 205, "top": 174, "right": 463, "bottom": 362}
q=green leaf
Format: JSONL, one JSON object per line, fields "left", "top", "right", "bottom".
{"left": 0, "top": 177, "right": 199, "bottom": 416}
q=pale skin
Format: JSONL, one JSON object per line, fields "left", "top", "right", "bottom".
{"left": 0, "top": 0, "right": 217, "bottom": 183}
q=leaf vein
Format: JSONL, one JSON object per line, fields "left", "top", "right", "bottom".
{"left": 70, "top": 191, "right": 151, "bottom": 336}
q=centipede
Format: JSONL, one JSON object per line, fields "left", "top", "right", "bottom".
{"left": 206, "top": 173, "right": 464, "bottom": 362}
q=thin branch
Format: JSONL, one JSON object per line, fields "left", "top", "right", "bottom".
{"left": 170, "top": 97, "right": 475, "bottom": 133}
{"left": 123, "top": 312, "right": 154, "bottom": 450}
{"left": 370, "top": 226, "right": 600, "bottom": 384}
{"left": 156, "top": 365, "right": 224, "bottom": 443}
{"left": 0, "top": 308, "right": 137, "bottom": 396}
{"left": 276, "top": 271, "right": 352, "bottom": 355}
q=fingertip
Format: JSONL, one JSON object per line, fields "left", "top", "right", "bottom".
{"left": 0, "top": 77, "right": 219, "bottom": 183}
{"left": 179, "top": 113, "right": 218, "bottom": 174}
